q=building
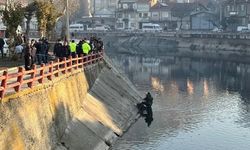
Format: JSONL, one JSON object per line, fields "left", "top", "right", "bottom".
{"left": 149, "top": 2, "right": 172, "bottom": 29}
{"left": 116, "top": 0, "right": 138, "bottom": 30}
{"left": 91, "top": 0, "right": 118, "bottom": 17}
{"left": 223, "top": 0, "right": 250, "bottom": 31}
{"left": 170, "top": 2, "right": 208, "bottom": 30}
{"left": 137, "top": 0, "right": 150, "bottom": 29}
{"left": 116, "top": 0, "right": 150, "bottom": 30}
{"left": 190, "top": 11, "right": 215, "bottom": 30}
{"left": 149, "top": 1, "right": 208, "bottom": 30}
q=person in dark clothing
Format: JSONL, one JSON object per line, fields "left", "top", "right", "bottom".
{"left": 96, "top": 38, "right": 103, "bottom": 52}
{"left": 43, "top": 38, "right": 49, "bottom": 63}
{"left": 30, "top": 39, "right": 37, "bottom": 63}
{"left": 0, "top": 38, "right": 5, "bottom": 58}
{"left": 136, "top": 92, "right": 154, "bottom": 127}
{"left": 76, "top": 40, "right": 83, "bottom": 56}
{"left": 24, "top": 43, "right": 33, "bottom": 70}
{"left": 143, "top": 92, "right": 153, "bottom": 106}
{"left": 145, "top": 106, "right": 153, "bottom": 127}
{"left": 61, "top": 41, "right": 70, "bottom": 59}
{"left": 53, "top": 39, "right": 62, "bottom": 58}
{"left": 36, "top": 39, "right": 47, "bottom": 65}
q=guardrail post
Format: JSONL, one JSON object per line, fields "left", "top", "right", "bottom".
{"left": 83, "top": 55, "right": 86, "bottom": 66}
{"left": 48, "top": 61, "right": 53, "bottom": 80}
{"left": 28, "top": 64, "right": 36, "bottom": 88}
{"left": 88, "top": 55, "right": 91, "bottom": 65}
{"left": 62, "top": 57, "right": 67, "bottom": 74}
{"left": 15, "top": 67, "right": 25, "bottom": 92}
{"left": 0, "top": 71, "right": 8, "bottom": 99}
{"left": 91, "top": 53, "right": 95, "bottom": 64}
{"left": 38, "top": 64, "right": 45, "bottom": 83}
{"left": 79, "top": 54, "right": 83, "bottom": 68}
{"left": 68, "top": 56, "right": 72, "bottom": 72}
{"left": 75, "top": 55, "right": 79, "bottom": 69}
{"left": 55, "top": 59, "right": 59, "bottom": 77}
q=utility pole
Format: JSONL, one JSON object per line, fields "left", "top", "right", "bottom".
{"left": 66, "top": 0, "right": 70, "bottom": 42}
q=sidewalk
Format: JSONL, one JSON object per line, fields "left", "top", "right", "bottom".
{"left": 0, "top": 58, "right": 23, "bottom": 71}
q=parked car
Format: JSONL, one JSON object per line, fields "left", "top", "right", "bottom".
{"left": 212, "top": 27, "right": 223, "bottom": 32}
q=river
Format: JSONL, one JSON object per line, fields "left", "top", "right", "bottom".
{"left": 107, "top": 53, "right": 250, "bottom": 150}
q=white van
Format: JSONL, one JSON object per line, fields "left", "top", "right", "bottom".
{"left": 69, "top": 24, "right": 84, "bottom": 32}
{"left": 87, "top": 25, "right": 110, "bottom": 31}
{"left": 237, "top": 26, "right": 248, "bottom": 32}
{"left": 142, "top": 23, "right": 162, "bottom": 32}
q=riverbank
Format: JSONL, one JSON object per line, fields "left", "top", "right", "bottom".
{"left": 0, "top": 58, "right": 141, "bottom": 149}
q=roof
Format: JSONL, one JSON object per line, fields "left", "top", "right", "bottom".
{"left": 119, "top": 0, "right": 137, "bottom": 3}
{"left": 137, "top": 0, "right": 149, "bottom": 4}
{"left": 150, "top": 2, "right": 169, "bottom": 11}
{"left": 170, "top": 3, "right": 208, "bottom": 17}
{"left": 190, "top": 10, "right": 215, "bottom": 16}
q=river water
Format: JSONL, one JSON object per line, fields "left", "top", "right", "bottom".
{"left": 108, "top": 53, "right": 250, "bottom": 150}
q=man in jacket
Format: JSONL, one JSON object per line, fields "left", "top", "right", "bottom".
{"left": 82, "top": 39, "right": 91, "bottom": 55}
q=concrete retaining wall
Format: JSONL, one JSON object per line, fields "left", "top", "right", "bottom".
{"left": 0, "top": 60, "right": 141, "bottom": 150}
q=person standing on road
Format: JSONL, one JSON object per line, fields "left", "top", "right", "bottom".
{"left": 24, "top": 43, "right": 33, "bottom": 70}
{"left": 30, "top": 39, "right": 37, "bottom": 63}
{"left": 82, "top": 39, "right": 91, "bottom": 55}
{"left": 36, "top": 39, "right": 47, "bottom": 65}
{"left": 53, "top": 39, "right": 62, "bottom": 59}
{"left": 69, "top": 40, "right": 77, "bottom": 58}
{"left": 61, "top": 41, "right": 70, "bottom": 59}
{"left": 0, "top": 38, "right": 5, "bottom": 58}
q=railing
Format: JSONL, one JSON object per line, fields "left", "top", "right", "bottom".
{"left": 0, "top": 51, "right": 104, "bottom": 99}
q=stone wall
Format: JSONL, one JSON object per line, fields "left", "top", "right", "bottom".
{"left": 0, "top": 60, "right": 141, "bottom": 150}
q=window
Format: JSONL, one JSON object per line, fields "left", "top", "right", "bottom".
{"left": 130, "top": 13, "right": 136, "bottom": 18}
{"left": 128, "top": 4, "right": 133, "bottom": 9}
{"left": 117, "top": 23, "right": 123, "bottom": 28}
{"left": 241, "top": 5, "right": 245, "bottom": 11}
{"left": 139, "top": 13, "right": 142, "bottom": 18}
{"left": 227, "top": 5, "right": 230, "bottom": 11}
{"left": 130, "top": 23, "right": 136, "bottom": 28}
{"left": 152, "top": 12, "right": 158, "bottom": 17}
{"left": 133, "top": 4, "right": 137, "bottom": 9}
{"left": 143, "top": 13, "right": 148, "bottom": 18}
{"left": 117, "top": 13, "right": 122, "bottom": 18}
{"left": 232, "top": 5, "right": 235, "bottom": 11}
{"left": 123, "top": 4, "right": 128, "bottom": 9}
{"left": 162, "top": 12, "right": 168, "bottom": 18}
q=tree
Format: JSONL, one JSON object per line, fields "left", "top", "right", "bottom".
{"left": 2, "top": 1, "right": 25, "bottom": 56}
{"left": 35, "top": 1, "right": 62, "bottom": 38}
{"left": 24, "top": 2, "right": 37, "bottom": 41}
{"left": 53, "top": 0, "right": 80, "bottom": 40}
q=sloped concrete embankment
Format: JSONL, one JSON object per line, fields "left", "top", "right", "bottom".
{"left": 0, "top": 59, "right": 141, "bottom": 150}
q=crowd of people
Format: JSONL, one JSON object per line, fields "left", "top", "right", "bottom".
{"left": 23, "top": 37, "right": 104, "bottom": 70}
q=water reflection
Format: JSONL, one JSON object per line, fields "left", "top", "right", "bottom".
{"left": 109, "top": 53, "right": 250, "bottom": 150}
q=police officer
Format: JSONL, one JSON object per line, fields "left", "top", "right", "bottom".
{"left": 82, "top": 39, "right": 91, "bottom": 55}
{"left": 69, "top": 40, "right": 77, "bottom": 58}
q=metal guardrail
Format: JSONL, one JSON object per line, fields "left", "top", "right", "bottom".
{"left": 0, "top": 51, "right": 104, "bottom": 99}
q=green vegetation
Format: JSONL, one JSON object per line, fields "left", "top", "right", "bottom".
{"left": 2, "top": 2, "right": 25, "bottom": 56}
{"left": 35, "top": 1, "right": 62, "bottom": 38}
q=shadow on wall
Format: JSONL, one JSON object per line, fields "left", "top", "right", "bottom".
{"left": 51, "top": 102, "right": 72, "bottom": 149}
{"left": 52, "top": 96, "right": 121, "bottom": 150}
